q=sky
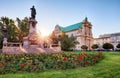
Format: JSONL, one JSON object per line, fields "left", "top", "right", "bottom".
{"left": 0, "top": 0, "right": 120, "bottom": 38}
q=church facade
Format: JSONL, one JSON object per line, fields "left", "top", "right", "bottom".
{"left": 53, "top": 17, "right": 93, "bottom": 50}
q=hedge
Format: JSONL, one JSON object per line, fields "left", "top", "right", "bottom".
{"left": 0, "top": 52, "right": 104, "bottom": 74}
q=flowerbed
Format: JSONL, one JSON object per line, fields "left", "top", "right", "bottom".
{"left": 0, "top": 52, "right": 104, "bottom": 74}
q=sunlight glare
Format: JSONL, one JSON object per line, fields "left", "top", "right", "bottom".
{"left": 40, "top": 29, "right": 50, "bottom": 37}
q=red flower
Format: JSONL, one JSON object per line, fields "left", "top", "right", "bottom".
{"left": 83, "top": 52, "right": 87, "bottom": 57}
{"left": 96, "top": 54, "right": 100, "bottom": 58}
{"left": 78, "top": 55, "right": 83, "bottom": 60}
{"left": 63, "top": 57, "right": 68, "bottom": 61}
{"left": 84, "top": 61, "right": 88, "bottom": 65}
{"left": 1, "top": 62, "right": 6, "bottom": 67}
{"left": 21, "top": 64, "right": 25, "bottom": 68}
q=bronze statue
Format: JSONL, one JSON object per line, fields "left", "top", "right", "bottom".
{"left": 30, "top": 5, "right": 36, "bottom": 19}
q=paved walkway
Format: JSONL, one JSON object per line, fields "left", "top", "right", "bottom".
{"left": 2, "top": 47, "right": 61, "bottom": 54}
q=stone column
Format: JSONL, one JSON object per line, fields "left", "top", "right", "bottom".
{"left": 3, "top": 38, "right": 7, "bottom": 48}
{"left": 29, "top": 18, "right": 37, "bottom": 34}
{"left": 23, "top": 37, "right": 29, "bottom": 48}
{"left": 58, "top": 41, "right": 61, "bottom": 51}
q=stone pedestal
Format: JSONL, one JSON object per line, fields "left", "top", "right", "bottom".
{"left": 3, "top": 38, "right": 7, "bottom": 48}
{"left": 29, "top": 18, "right": 37, "bottom": 43}
{"left": 23, "top": 37, "right": 29, "bottom": 48}
{"left": 23, "top": 18, "right": 41, "bottom": 48}
{"left": 29, "top": 18, "right": 37, "bottom": 34}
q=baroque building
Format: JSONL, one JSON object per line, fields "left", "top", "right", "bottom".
{"left": 94, "top": 32, "right": 120, "bottom": 50}
{"left": 53, "top": 17, "right": 93, "bottom": 50}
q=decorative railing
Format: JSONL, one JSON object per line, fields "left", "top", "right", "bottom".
{"left": 3, "top": 42, "right": 22, "bottom": 48}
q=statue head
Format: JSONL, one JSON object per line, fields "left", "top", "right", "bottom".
{"left": 32, "top": 5, "right": 34, "bottom": 8}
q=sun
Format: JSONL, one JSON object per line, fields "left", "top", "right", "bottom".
{"left": 37, "top": 28, "right": 50, "bottom": 38}
{"left": 41, "top": 32, "right": 49, "bottom": 37}
{"left": 40, "top": 29, "right": 50, "bottom": 37}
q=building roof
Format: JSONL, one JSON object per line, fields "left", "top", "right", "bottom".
{"left": 99, "top": 32, "right": 120, "bottom": 38}
{"left": 111, "top": 32, "right": 120, "bottom": 36}
{"left": 59, "top": 22, "right": 82, "bottom": 32}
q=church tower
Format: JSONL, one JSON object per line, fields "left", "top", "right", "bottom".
{"left": 82, "top": 17, "right": 93, "bottom": 50}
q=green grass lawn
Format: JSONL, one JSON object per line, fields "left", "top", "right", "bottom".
{"left": 0, "top": 52, "right": 120, "bottom": 78}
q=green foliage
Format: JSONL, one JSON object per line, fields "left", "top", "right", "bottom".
{"left": 7, "top": 19, "right": 19, "bottom": 42}
{"left": 81, "top": 45, "right": 88, "bottom": 50}
{"left": 0, "top": 52, "right": 120, "bottom": 78}
{"left": 0, "top": 52, "right": 104, "bottom": 74}
{"left": 0, "top": 22, "right": 3, "bottom": 49}
{"left": 60, "top": 31, "right": 79, "bottom": 51}
{"left": 0, "top": 17, "right": 29, "bottom": 43}
{"left": 103, "top": 43, "right": 114, "bottom": 50}
{"left": 91, "top": 44, "right": 99, "bottom": 50}
{"left": 16, "top": 17, "right": 29, "bottom": 42}
{"left": 0, "top": 39, "right": 3, "bottom": 49}
{"left": 116, "top": 43, "right": 120, "bottom": 48}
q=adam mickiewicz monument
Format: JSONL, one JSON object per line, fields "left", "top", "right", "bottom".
{"left": 23, "top": 5, "right": 39, "bottom": 46}
{"left": 2, "top": 6, "right": 61, "bottom": 54}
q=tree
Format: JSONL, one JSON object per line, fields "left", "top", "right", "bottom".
{"left": 103, "top": 43, "right": 114, "bottom": 50}
{"left": 1, "top": 17, "right": 9, "bottom": 37}
{"left": 116, "top": 43, "right": 120, "bottom": 49}
{"left": 91, "top": 44, "right": 99, "bottom": 50}
{"left": 0, "top": 17, "right": 19, "bottom": 42}
{"left": 0, "top": 22, "right": 3, "bottom": 38}
{"left": 60, "top": 31, "right": 79, "bottom": 51}
{"left": 16, "top": 17, "right": 29, "bottom": 42}
{"left": 0, "top": 32, "right": 3, "bottom": 49}
{"left": 21, "top": 17, "right": 29, "bottom": 37}
{"left": 0, "top": 19, "right": 4, "bottom": 49}
{"left": 0, "top": 17, "right": 29, "bottom": 42}
{"left": 81, "top": 45, "right": 88, "bottom": 51}
{"left": 7, "top": 19, "right": 19, "bottom": 42}
{"left": 50, "top": 31, "right": 59, "bottom": 44}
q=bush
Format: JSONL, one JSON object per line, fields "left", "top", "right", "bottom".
{"left": 103, "top": 43, "right": 114, "bottom": 50}
{"left": 0, "top": 52, "right": 104, "bottom": 74}
{"left": 91, "top": 44, "right": 99, "bottom": 50}
{"left": 116, "top": 43, "right": 120, "bottom": 49}
{"left": 81, "top": 45, "right": 88, "bottom": 50}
